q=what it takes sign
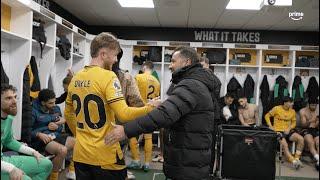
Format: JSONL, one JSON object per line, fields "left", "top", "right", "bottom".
{"left": 89, "top": 27, "right": 318, "bottom": 45}
{"left": 194, "top": 31, "right": 260, "bottom": 43}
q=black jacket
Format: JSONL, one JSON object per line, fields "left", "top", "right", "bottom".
{"left": 243, "top": 74, "right": 255, "bottom": 102}
{"left": 206, "top": 68, "right": 221, "bottom": 120}
{"left": 124, "top": 63, "right": 214, "bottom": 180}
{"left": 260, "top": 75, "right": 269, "bottom": 108}
{"left": 292, "top": 76, "right": 306, "bottom": 111}
{"left": 1, "top": 60, "right": 9, "bottom": 83}
{"left": 21, "top": 67, "right": 32, "bottom": 143}
{"left": 227, "top": 76, "right": 242, "bottom": 99}
{"left": 260, "top": 75, "right": 271, "bottom": 126}
{"left": 306, "top": 76, "right": 319, "bottom": 100}
{"left": 272, "top": 75, "right": 289, "bottom": 106}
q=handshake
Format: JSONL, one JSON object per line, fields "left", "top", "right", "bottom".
{"left": 147, "top": 96, "right": 162, "bottom": 108}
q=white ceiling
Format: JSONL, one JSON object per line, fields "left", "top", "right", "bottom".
{"left": 52, "top": 0, "right": 319, "bottom": 31}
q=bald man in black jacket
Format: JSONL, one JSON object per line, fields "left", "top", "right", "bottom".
{"left": 105, "top": 46, "right": 215, "bottom": 180}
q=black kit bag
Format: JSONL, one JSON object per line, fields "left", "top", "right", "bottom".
{"left": 148, "top": 47, "right": 162, "bottom": 62}
{"left": 216, "top": 125, "right": 277, "bottom": 180}
{"left": 32, "top": 19, "right": 47, "bottom": 58}
{"left": 234, "top": 53, "right": 251, "bottom": 63}
{"left": 265, "top": 54, "right": 283, "bottom": 64}
{"left": 309, "top": 57, "right": 319, "bottom": 67}
{"left": 206, "top": 49, "right": 226, "bottom": 64}
{"left": 295, "top": 55, "right": 312, "bottom": 67}
{"left": 57, "top": 35, "right": 71, "bottom": 60}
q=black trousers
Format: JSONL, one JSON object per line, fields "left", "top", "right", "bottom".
{"left": 75, "top": 162, "right": 127, "bottom": 180}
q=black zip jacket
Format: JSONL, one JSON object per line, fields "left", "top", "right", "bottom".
{"left": 124, "top": 63, "right": 214, "bottom": 180}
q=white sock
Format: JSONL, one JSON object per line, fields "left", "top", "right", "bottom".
{"left": 315, "top": 154, "right": 319, "bottom": 161}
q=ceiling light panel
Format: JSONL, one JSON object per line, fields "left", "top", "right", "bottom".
{"left": 117, "top": 0, "right": 154, "bottom": 8}
{"left": 226, "top": 0, "right": 264, "bottom": 10}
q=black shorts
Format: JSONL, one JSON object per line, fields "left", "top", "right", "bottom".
{"left": 248, "top": 123, "right": 257, "bottom": 127}
{"left": 74, "top": 162, "right": 127, "bottom": 180}
{"left": 31, "top": 133, "right": 69, "bottom": 153}
{"left": 279, "top": 129, "right": 298, "bottom": 142}
{"left": 300, "top": 128, "right": 319, "bottom": 138}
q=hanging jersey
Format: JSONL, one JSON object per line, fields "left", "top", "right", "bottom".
{"left": 29, "top": 56, "right": 41, "bottom": 99}
{"left": 135, "top": 72, "right": 160, "bottom": 104}
{"left": 64, "top": 66, "right": 152, "bottom": 170}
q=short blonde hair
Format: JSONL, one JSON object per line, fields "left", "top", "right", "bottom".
{"left": 90, "top": 32, "right": 120, "bottom": 58}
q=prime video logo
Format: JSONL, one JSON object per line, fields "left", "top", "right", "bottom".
{"left": 289, "top": 11, "right": 304, "bottom": 21}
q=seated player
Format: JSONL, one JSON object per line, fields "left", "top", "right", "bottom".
{"left": 265, "top": 97, "right": 304, "bottom": 169}
{"left": 238, "top": 94, "right": 259, "bottom": 127}
{"left": 219, "top": 93, "right": 239, "bottom": 125}
{"left": 1, "top": 84, "right": 52, "bottom": 180}
{"left": 31, "top": 89, "right": 75, "bottom": 180}
{"left": 299, "top": 99, "right": 319, "bottom": 170}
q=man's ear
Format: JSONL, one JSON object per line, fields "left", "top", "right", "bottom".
{"left": 187, "top": 59, "right": 192, "bottom": 65}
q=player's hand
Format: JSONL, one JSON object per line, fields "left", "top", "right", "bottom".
{"left": 33, "top": 151, "right": 44, "bottom": 163}
{"left": 10, "top": 167, "right": 24, "bottom": 180}
{"left": 243, "top": 123, "right": 250, "bottom": 127}
{"left": 67, "top": 68, "right": 74, "bottom": 77}
{"left": 37, "top": 133, "right": 52, "bottom": 144}
{"left": 48, "top": 122, "right": 59, "bottom": 131}
{"left": 105, "top": 123, "right": 126, "bottom": 146}
{"left": 148, "top": 97, "right": 161, "bottom": 107}
{"left": 284, "top": 129, "right": 290, "bottom": 135}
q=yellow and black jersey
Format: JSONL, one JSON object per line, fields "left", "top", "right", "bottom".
{"left": 135, "top": 72, "right": 160, "bottom": 104}
{"left": 265, "top": 105, "right": 296, "bottom": 132}
{"left": 64, "top": 66, "right": 152, "bottom": 170}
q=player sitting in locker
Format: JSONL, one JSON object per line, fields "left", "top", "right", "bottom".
{"left": 238, "top": 93, "right": 259, "bottom": 127}
{"left": 265, "top": 97, "right": 305, "bottom": 169}
{"left": 127, "top": 61, "right": 161, "bottom": 172}
{"left": 219, "top": 93, "right": 239, "bottom": 125}
{"left": 31, "top": 89, "right": 76, "bottom": 180}
{"left": 1, "top": 84, "right": 53, "bottom": 180}
{"left": 299, "top": 99, "right": 319, "bottom": 171}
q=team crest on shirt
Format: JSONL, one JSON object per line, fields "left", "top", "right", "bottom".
{"left": 113, "top": 79, "right": 123, "bottom": 97}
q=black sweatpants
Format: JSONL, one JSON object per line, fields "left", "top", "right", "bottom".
{"left": 75, "top": 162, "right": 127, "bottom": 180}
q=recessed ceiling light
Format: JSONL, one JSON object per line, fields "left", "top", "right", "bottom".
{"left": 117, "top": 0, "right": 154, "bottom": 8}
{"left": 226, "top": 0, "right": 264, "bottom": 10}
